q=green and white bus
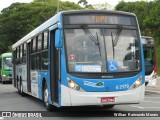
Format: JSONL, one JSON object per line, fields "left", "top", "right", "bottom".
{"left": 0, "top": 53, "right": 12, "bottom": 84}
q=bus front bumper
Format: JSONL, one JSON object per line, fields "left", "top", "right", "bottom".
{"left": 61, "top": 84, "right": 144, "bottom": 106}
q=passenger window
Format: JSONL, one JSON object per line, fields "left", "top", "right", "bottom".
{"left": 31, "top": 55, "right": 36, "bottom": 70}
{"left": 20, "top": 45, "right": 22, "bottom": 58}
{"left": 23, "top": 43, "right": 26, "bottom": 56}
{"left": 43, "top": 31, "right": 48, "bottom": 49}
{"left": 38, "top": 34, "right": 42, "bottom": 51}
{"left": 17, "top": 47, "right": 19, "bottom": 58}
{"left": 36, "top": 53, "right": 41, "bottom": 70}
{"left": 42, "top": 51, "right": 48, "bottom": 70}
{"left": 32, "top": 37, "right": 37, "bottom": 53}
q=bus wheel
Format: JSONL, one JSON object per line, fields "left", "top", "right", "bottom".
{"left": 43, "top": 84, "right": 52, "bottom": 111}
{"left": 17, "top": 81, "right": 21, "bottom": 94}
{"left": 103, "top": 105, "right": 115, "bottom": 108}
{"left": 20, "top": 83, "right": 25, "bottom": 96}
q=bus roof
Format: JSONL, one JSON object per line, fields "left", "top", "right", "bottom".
{"left": 12, "top": 10, "right": 136, "bottom": 49}
{"left": 62, "top": 10, "right": 136, "bottom": 16}
{"left": 0, "top": 53, "right": 12, "bottom": 58}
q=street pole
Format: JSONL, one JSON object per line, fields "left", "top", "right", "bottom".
{"left": 57, "top": 0, "right": 59, "bottom": 13}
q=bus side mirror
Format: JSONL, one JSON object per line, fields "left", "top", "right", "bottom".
{"left": 55, "top": 30, "right": 62, "bottom": 48}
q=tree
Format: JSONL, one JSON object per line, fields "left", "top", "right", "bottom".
{"left": 93, "top": 2, "right": 113, "bottom": 10}
{"left": 0, "top": 0, "right": 82, "bottom": 53}
{"left": 78, "top": 0, "right": 94, "bottom": 9}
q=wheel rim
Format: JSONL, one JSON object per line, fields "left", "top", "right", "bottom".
{"left": 44, "top": 87, "right": 49, "bottom": 106}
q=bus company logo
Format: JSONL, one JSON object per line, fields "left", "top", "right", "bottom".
{"left": 84, "top": 81, "right": 104, "bottom": 88}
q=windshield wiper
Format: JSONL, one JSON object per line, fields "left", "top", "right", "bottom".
{"left": 111, "top": 25, "right": 122, "bottom": 59}
{"left": 114, "top": 25, "right": 122, "bottom": 47}
{"left": 96, "top": 32, "right": 101, "bottom": 56}
{"left": 81, "top": 25, "right": 101, "bottom": 56}
{"left": 81, "top": 25, "right": 99, "bottom": 45}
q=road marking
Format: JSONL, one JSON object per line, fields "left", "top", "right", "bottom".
{"left": 130, "top": 105, "right": 160, "bottom": 110}
{"left": 130, "top": 105, "right": 144, "bottom": 109}
{"left": 144, "top": 101, "right": 160, "bottom": 104}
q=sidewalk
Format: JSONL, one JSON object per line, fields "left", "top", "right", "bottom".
{"left": 145, "top": 77, "right": 160, "bottom": 93}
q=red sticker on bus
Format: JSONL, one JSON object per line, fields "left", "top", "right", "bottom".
{"left": 70, "top": 54, "right": 75, "bottom": 60}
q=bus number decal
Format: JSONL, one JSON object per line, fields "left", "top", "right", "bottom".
{"left": 116, "top": 84, "right": 129, "bottom": 90}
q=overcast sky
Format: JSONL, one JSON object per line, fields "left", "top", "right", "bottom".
{"left": 0, "top": 0, "right": 154, "bottom": 12}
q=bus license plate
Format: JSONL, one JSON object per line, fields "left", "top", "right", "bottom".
{"left": 101, "top": 97, "right": 115, "bottom": 103}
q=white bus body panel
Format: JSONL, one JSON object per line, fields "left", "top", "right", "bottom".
{"left": 61, "top": 84, "right": 144, "bottom": 106}
{"left": 145, "top": 70, "right": 157, "bottom": 87}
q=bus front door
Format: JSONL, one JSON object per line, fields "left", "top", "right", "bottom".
{"left": 50, "top": 30, "right": 59, "bottom": 103}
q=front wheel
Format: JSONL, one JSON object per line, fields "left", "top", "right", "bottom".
{"left": 43, "top": 84, "right": 53, "bottom": 111}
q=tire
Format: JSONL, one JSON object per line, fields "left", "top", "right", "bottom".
{"left": 145, "top": 82, "right": 149, "bottom": 86}
{"left": 17, "top": 80, "right": 21, "bottom": 94}
{"left": 43, "top": 83, "right": 53, "bottom": 111}
{"left": 103, "top": 105, "right": 115, "bottom": 108}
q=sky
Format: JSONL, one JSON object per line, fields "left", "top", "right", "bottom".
{"left": 0, "top": 0, "right": 154, "bottom": 12}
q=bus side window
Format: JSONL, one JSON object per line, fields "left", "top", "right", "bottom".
{"left": 36, "top": 53, "right": 41, "bottom": 70}
{"left": 41, "top": 30, "right": 48, "bottom": 70}
{"left": 43, "top": 31, "right": 48, "bottom": 50}
{"left": 20, "top": 45, "right": 22, "bottom": 58}
{"left": 42, "top": 51, "right": 48, "bottom": 70}
{"left": 32, "top": 37, "right": 37, "bottom": 53}
{"left": 38, "top": 34, "right": 42, "bottom": 51}
{"left": 22, "top": 43, "right": 26, "bottom": 63}
{"left": 17, "top": 47, "right": 19, "bottom": 59}
{"left": 31, "top": 54, "right": 36, "bottom": 70}
{"left": 23, "top": 43, "right": 26, "bottom": 57}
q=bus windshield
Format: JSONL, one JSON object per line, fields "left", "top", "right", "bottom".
{"left": 3, "top": 57, "right": 12, "bottom": 71}
{"left": 65, "top": 27, "right": 140, "bottom": 73}
{"left": 144, "top": 47, "right": 155, "bottom": 75}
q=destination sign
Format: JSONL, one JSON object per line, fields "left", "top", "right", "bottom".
{"left": 63, "top": 14, "right": 136, "bottom": 26}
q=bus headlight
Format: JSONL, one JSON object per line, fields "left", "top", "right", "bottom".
{"left": 2, "top": 75, "right": 6, "bottom": 77}
{"left": 67, "top": 78, "right": 84, "bottom": 92}
{"left": 130, "top": 76, "right": 142, "bottom": 89}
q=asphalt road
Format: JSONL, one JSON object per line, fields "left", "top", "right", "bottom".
{"left": 0, "top": 81, "right": 160, "bottom": 120}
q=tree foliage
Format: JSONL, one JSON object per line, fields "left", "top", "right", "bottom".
{"left": 93, "top": 2, "right": 113, "bottom": 10}
{"left": 115, "top": 0, "right": 160, "bottom": 46}
{"left": 0, "top": 0, "right": 82, "bottom": 53}
{"left": 78, "top": 0, "right": 94, "bottom": 9}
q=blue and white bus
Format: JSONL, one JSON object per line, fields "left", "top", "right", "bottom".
{"left": 12, "top": 10, "right": 145, "bottom": 111}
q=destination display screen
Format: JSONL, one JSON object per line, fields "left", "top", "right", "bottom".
{"left": 63, "top": 14, "right": 136, "bottom": 26}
